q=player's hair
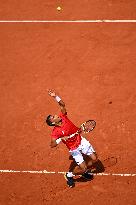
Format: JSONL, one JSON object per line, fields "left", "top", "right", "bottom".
{"left": 46, "top": 115, "right": 55, "bottom": 126}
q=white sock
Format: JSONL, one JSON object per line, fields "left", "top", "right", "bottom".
{"left": 67, "top": 172, "right": 75, "bottom": 177}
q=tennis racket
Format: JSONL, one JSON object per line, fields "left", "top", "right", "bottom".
{"left": 68, "top": 120, "right": 96, "bottom": 139}
{"left": 80, "top": 120, "right": 96, "bottom": 133}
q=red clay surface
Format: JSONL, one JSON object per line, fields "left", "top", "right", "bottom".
{"left": 0, "top": 0, "right": 136, "bottom": 20}
{"left": 0, "top": 1, "right": 136, "bottom": 205}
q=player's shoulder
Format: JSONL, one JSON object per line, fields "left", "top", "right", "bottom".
{"left": 51, "top": 126, "right": 60, "bottom": 139}
{"left": 52, "top": 125, "right": 61, "bottom": 134}
{"left": 52, "top": 126, "right": 59, "bottom": 133}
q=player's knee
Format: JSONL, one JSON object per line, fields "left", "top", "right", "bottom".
{"left": 79, "top": 163, "right": 87, "bottom": 173}
{"left": 93, "top": 156, "right": 98, "bottom": 163}
{"left": 91, "top": 153, "right": 98, "bottom": 163}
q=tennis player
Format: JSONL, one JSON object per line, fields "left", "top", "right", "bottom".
{"left": 46, "top": 89, "right": 98, "bottom": 188}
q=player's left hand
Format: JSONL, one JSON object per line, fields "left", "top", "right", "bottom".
{"left": 47, "top": 89, "right": 56, "bottom": 97}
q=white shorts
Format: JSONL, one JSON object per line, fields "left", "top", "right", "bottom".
{"left": 69, "top": 137, "right": 95, "bottom": 165}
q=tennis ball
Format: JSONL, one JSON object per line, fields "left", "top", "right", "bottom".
{"left": 57, "top": 6, "right": 62, "bottom": 11}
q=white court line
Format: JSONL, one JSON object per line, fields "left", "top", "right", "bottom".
{"left": 0, "top": 20, "right": 136, "bottom": 23}
{"left": 0, "top": 170, "right": 136, "bottom": 176}
{"left": 0, "top": 19, "right": 135, "bottom": 175}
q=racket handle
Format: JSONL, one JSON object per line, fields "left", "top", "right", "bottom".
{"left": 69, "top": 129, "right": 81, "bottom": 138}
{"left": 69, "top": 133, "right": 76, "bottom": 138}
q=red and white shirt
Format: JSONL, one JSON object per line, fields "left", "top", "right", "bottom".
{"left": 51, "top": 112, "right": 82, "bottom": 150}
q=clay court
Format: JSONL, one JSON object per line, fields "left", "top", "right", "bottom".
{"left": 0, "top": 1, "right": 136, "bottom": 205}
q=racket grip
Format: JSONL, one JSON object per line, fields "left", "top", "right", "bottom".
{"left": 69, "top": 130, "right": 80, "bottom": 138}
{"left": 69, "top": 133, "right": 76, "bottom": 138}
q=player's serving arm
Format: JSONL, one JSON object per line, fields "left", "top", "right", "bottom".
{"left": 46, "top": 89, "right": 67, "bottom": 148}
{"left": 47, "top": 89, "right": 66, "bottom": 115}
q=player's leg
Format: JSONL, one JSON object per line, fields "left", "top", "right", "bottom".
{"left": 65, "top": 137, "right": 97, "bottom": 187}
{"left": 86, "top": 153, "right": 106, "bottom": 173}
{"left": 64, "top": 150, "right": 84, "bottom": 188}
{"left": 66, "top": 150, "right": 87, "bottom": 175}
{"left": 65, "top": 149, "right": 93, "bottom": 187}
{"left": 86, "top": 152, "right": 98, "bottom": 171}
{"left": 80, "top": 137, "right": 98, "bottom": 169}
{"left": 72, "top": 160, "right": 93, "bottom": 180}
{"left": 72, "top": 160, "right": 87, "bottom": 175}
{"left": 68, "top": 149, "right": 93, "bottom": 179}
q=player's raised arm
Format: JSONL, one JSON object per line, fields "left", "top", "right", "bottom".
{"left": 47, "top": 89, "right": 66, "bottom": 114}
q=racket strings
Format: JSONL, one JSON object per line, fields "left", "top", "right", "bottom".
{"left": 82, "top": 120, "right": 96, "bottom": 132}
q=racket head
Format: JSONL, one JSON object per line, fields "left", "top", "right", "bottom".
{"left": 81, "top": 120, "right": 96, "bottom": 133}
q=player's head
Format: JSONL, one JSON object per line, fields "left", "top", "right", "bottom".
{"left": 46, "top": 115, "right": 62, "bottom": 126}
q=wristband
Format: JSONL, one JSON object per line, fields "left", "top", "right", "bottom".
{"left": 56, "top": 138, "right": 62, "bottom": 144}
{"left": 55, "top": 96, "right": 61, "bottom": 102}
